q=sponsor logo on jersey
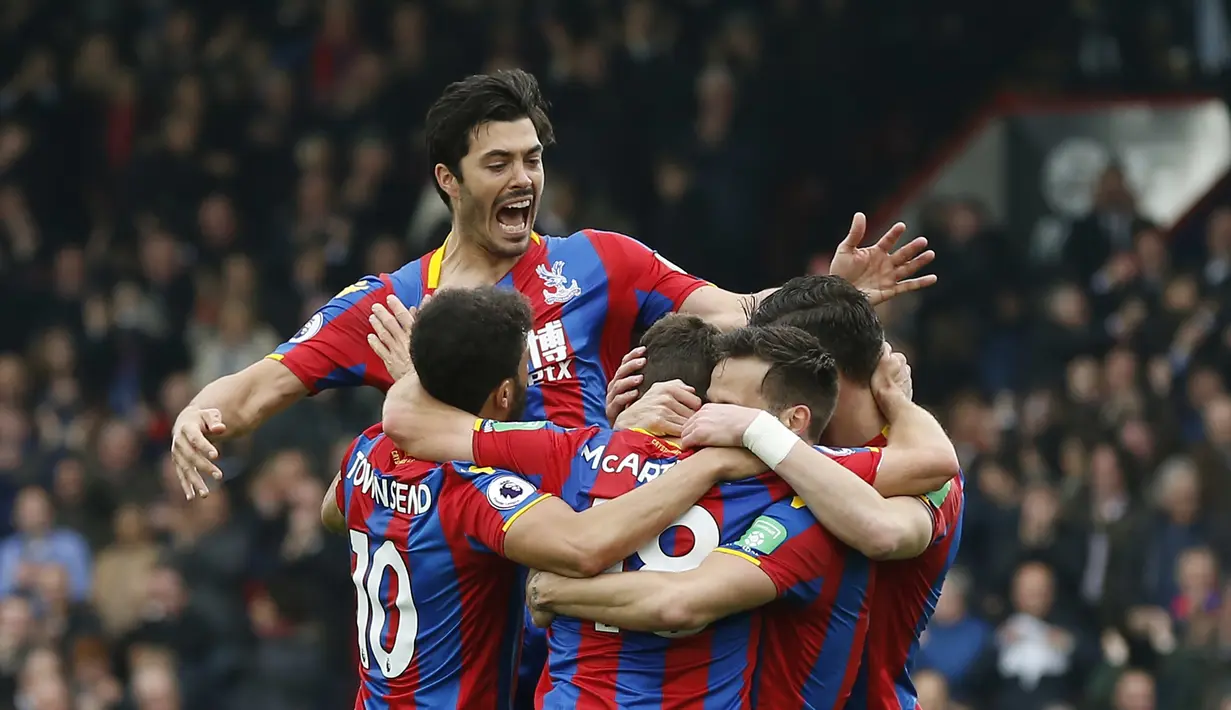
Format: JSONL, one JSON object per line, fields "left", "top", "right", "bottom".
{"left": 486, "top": 475, "right": 536, "bottom": 510}
{"left": 481, "top": 420, "right": 549, "bottom": 433}
{"left": 527, "top": 319, "right": 574, "bottom": 385}
{"left": 536, "top": 261, "right": 582, "bottom": 305}
{"left": 736, "top": 516, "right": 788, "bottom": 554}
{"left": 288, "top": 312, "right": 324, "bottom": 343}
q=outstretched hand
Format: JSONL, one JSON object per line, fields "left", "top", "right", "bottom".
{"left": 368, "top": 295, "right": 420, "bottom": 381}
{"left": 829, "top": 213, "right": 937, "bottom": 305}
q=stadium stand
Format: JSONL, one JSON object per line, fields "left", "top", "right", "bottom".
{"left": 0, "top": 1, "right": 1229, "bottom": 709}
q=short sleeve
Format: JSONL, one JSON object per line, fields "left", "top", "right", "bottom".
{"left": 921, "top": 478, "right": 959, "bottom": 546}
{"left": 471, "top": 421, "right": 599, "bottom": 495}
{"left": 450, "top": 463, "right": 553, "bottom": 555}
{"left": 266, "top": 275, "right": 400, "bottom": 394}
{"left": 717, "top": 498, "right": 834, "bottom": 605}
{"left": 813, "top": 446, "right": 884, "bottom": 485}
{"left": 583, "top": 230, "right": 710, "bottom": 330}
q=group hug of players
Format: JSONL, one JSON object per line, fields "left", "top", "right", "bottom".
{"left": 169, "top": 69, "right": 965, "bottom": 710}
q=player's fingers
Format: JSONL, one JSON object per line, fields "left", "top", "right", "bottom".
{"left": 837, "top": 212, "right": 867, "bottom": 251}
{"left": 170, "top": 448, "right": 210, "bottom": 499}
{"left": 371, "top": 304, "right": 406, "bottom": 340}
{"left": 369, "top": 311, "right": 402, "bottom": 348}
{"left": 607, "top": 389, "right": 638, "bottom": 418}
{"left": 613, "top": 354, "right": 647, "bottom": 382}
{"left": 894, "top": 250, "right": 936, "bottom": 279}
{"left": 892, "top": 275, "right": 939, "bottom": 294}
{"left": 387, "top": 296, "right": 417, "bottom": 331}
{"left": 889, "top": 236, "right": 929, "bottom": 264}
{"left": 664, "top": 385, "right": 703, "bottom": 412}
{"left": 367, "top": 333, "right": 392, "bottom": 364}
{"left": 200, "top": 408, "right": 227, "bottom": 436}
{"left": 621, "top": 346, "right": 646, "bottom": 365}
{"left": 875, "top": 222, "right": 908, "bottom": 252}
{"left": 607, "top": 374, "right": 642, "bottom": 402}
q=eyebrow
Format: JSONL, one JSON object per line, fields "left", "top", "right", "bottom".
{"left": 480, "top": 145, "right": 543, "bottom": 161}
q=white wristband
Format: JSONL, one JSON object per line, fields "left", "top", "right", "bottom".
{"left": 742, "top": 411, "right": 800, "bottom": 470}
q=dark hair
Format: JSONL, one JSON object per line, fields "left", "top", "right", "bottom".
{"left": 716, "top": 325, "right": 840, "bottom": 442}
{"left": 424, "top": 70, "right": 556, "bottom": 207}
{"left": 750, "top": 275, "right": 883, "bottom": 383}
{"left": 411, "top": 287, "right": 533, "bottom": 415}
{"left": 637, "top": 315, "right": 722, "bottom": 399}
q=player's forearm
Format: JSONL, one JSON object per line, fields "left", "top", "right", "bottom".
{"left": 530, "top": 571, "right": 688, "bottom": 632}
{"left": 874, "top": 391, "right": 960, "bottom": 496}
{"left": 564, "top": 452, "right": 721, "bottom": 573}
{"left": 681, "top": 286, "right": 777, "bottom": 331}
{"left": 381, "top": 374, "right": 477, "bottom": 462}
{"left": 771, "top": 441, "right": 914, "bottom": 559}
{"left": 189, "top": 359, "right": 306, "bottom": 440}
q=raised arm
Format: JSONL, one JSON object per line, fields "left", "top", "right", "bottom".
{"left": 676, "top": 214, "right": 935, "bottom": 329}
{"left": 172, "top": 359, "right": 307, "bottom": 499}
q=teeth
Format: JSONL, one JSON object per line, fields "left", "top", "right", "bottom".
{"left": 503, "top": 199, "right": 531, "bottom": 209}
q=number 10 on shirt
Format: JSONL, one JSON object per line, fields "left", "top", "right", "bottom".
{"left": 589, "top": 500, "right": 720, "bottom": 637}
{"left": 351, "top": 530, "right": 418, "bottom": 678}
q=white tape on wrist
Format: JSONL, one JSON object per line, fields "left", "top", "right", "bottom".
{"left": 742, "top": 411, "right": 800, "bottom": 470}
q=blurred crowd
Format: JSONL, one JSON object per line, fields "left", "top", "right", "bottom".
{"left": 0, "top": 0, "right": 1228, "bottom": 709}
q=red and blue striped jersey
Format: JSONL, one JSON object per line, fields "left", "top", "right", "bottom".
{"left": 719, "top": 446, "right": 883, "bottom": 710}
{"left": 470, "top": 420, "right": 796, "bottom": 709}
{"left": 267, "top": 231, "right": 708, "bottom": 428}
{"left": 846, "top": 471, "right": 965, "bottom": 710}
{"left": 337, "top": 423, "right": 555, "bottom": 710}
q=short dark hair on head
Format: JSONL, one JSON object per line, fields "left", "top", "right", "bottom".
{"left": 750, "top": 275, "right": 883, "bottom": 383}
{"left": 410, "top": 287, "right": 532, "bottom": 415}
{"left": 637, "top": 315, "right": 722, "bottom": 399}
{"left": 424, "top": 69, "right": 556, "bottom": 206}
{"left": 716, "top": 325, "right": 840, "bottom": 442}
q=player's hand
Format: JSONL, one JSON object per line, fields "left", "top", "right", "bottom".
{"left": 369, "top": 295, "right": 418, "bottom": 381}
{"left": 711, "top": 447, "right": 769, "bottom": 481}
{"left": 870, "top": 343, "right": 911, "bottom": 404}
{"left": 605, "top": 347, "right": 646, "bottom": 424}
{"left": 681, "top": 403, "right": 760, "bottom": 450}
{"left": 614, "top": 379, "right": 701, "bottom": 437}
{"left": 526, "top": 570, "right": 557, "bottom": 627}
{"left": 829, "top": 213, "right": 936, "bottom": 306}
{"left": 170, "top": 406, "right": 227, "bottom": 500}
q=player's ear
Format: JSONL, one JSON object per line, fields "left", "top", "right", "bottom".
{"left": 495, "top": 378, "right": 514, "bottom": 412}
{"left": 435, "top": 163, "right": 461, "bottom": 201}
{"left": 778, "top": 405, "right": 812, "bottom": 440}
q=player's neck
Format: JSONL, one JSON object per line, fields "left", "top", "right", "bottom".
{"left": 820, "top": 386, "right": 887, "bottom": 447}
{"left": 438, "top": 225, "right": 521, "bottom": 288}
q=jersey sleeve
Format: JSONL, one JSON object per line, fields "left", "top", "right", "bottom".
{"left": 471, "top": 420, "right": 599, "bottom": 495}
{"left": 813, "top": 446, "right": 884, "bottom": 485}
{"left": 584, "top": 230, "right": 710, "bottom": 330}
{"left": 450, "top": 463, "right": 554, "bottom": 556}
{"left": 716, "top": 498, "right": 835, "bottom": 605}
{"left": 920, "top": 478, "right": 959, "bottom": 546}
{"left": 266, "top": 275, "right": 400, "bottom": 394}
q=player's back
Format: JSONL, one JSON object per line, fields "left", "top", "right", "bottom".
{"left": 537, "top": 428, "right": 794, "bottom": 710}
{"left": 847, "top": 472, "right": 966, "bottom": 710}
{"left": 339, "top": 424, "right": 528, "bottom": 709}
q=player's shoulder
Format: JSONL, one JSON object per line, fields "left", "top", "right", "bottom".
{"left": 609, "top": 428, "right": 682, "bottom": 458}
{"left": 446, "top": 463, "right": 539, "bottom": 508}
{"left": 476, "top": 419, "right": 572, "bottom": 435}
